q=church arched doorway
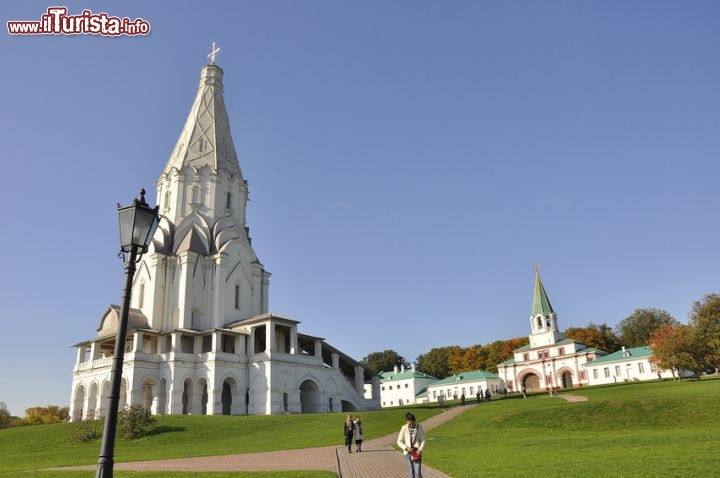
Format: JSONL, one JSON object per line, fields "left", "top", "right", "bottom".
{"left": 73, "top": 385, "right": 85, "bottom": 421}
{"left": 87, "top": 382, "right": 98, "bottom": 419}
{"left": 561, "top": 371, "right": 573, "bottom": 388}
{"left": 157, "top": 378, "right": 167, "bottom": 415}
{"left": 299, "top": 380, "right": 321, "bottom": 413}
{"left": 341, "top": 400, "right": 356, "bottom": 412}
{"left": 199, "top": 379, "right": 208, "bottom": 415}
{"left": 119, "top": 378, "right": 128, "bottom": 409}
{"left": 100, "top": 380, "right": 110, "bottom": 418}
{"left": 141, "top": 379, "right": 155, "bottom": 411}
{"left": 182, "top": 379, "right": 192, "bottom": 414}
{"left": 222, "top": 381, "right": 232, "bottom": 415}
{"left": 522, "top": 372, "right": 541, "bottom": 391}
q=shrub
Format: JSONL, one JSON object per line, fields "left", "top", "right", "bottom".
{"left": 71, "top": 419, "right": 104, "bottom": 443}
{"left": 117, "top": 405, "right": 155, "bottom": 439}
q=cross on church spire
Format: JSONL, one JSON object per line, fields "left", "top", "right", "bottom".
{"left": 208, "top": 41, "right": 220, "bottom": 65}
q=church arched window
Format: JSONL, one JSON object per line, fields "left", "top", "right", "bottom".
{"left": 226, "top": 192, "right": 232, "bottom": 209}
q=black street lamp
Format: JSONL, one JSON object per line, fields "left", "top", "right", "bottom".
{"left": 96, "top": 189, "right": 159, "bottom": 478}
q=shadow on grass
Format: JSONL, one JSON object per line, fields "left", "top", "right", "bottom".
{"left": 145, "top": 425, "right": 185, "bottom": 436}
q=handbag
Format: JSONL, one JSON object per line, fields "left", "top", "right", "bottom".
{"left": 410, "top": 449, "right": 421, "bottom": 462}
{"left": 408, "top": 425, "right": 421, "bottom": 462}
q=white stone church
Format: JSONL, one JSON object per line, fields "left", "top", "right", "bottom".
{"left": 70, "top": 52, "right": 380, "bottom": 419}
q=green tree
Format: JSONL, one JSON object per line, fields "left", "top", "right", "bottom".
{"left": 484, "top": 340, "right": 509, "bottom": 373}
{"left": 360, "top": 349, "right": 408, "bottom": 374}
{"left": 448, "top": 345, "right": 487, "bottom": 375}
{"left": 23, "top": 405, "right": 69, "bottom": 425}
{"left": 415, "top": 346, "right": 462, "bottom": 379}
{"left": 565, "top": 322, "right": 620, "bottom": 352}
{"left": 0, "top": 402, "right": 11, "bottom": 428}
{"left": 616, "top": 308, "right": 679, "bottom": 347}
{"left": 650, "top": 323, "right": 703, "bottom": 378}
{"left": 687, "top": 293, "right": 720, "bottom": 372}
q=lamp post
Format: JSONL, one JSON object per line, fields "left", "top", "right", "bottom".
{"left": 96, "top": 189, "right": 159, "bottom": 478}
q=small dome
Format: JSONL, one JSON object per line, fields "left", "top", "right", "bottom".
{"left": 97, "top": 305, "right": 150, "bottom": 337}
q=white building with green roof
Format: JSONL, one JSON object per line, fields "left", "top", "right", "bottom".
{"left": 496, "top": 269, "right": 607, "bottom": 392}
{"left": 376, "top": 364, "right": 437, "bottom": 407}
{"left": 582, "top": 345, "right": 688, "bottom": 385}
{"left": 426, "top": 370, "right": 505, "bottom": 403}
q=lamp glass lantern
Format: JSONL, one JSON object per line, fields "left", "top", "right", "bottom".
{"left": 117, "top": 189, "right": 160, "bottom": 256}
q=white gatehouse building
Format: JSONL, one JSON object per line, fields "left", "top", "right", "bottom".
{"left": 497, "top": 269, "right": 607, "bottom": 392}
{"left": 69, "top": 51, "right": 380, "bottom": 419}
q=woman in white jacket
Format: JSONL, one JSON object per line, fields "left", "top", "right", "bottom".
{"left": 397, "top": 412, "right": 426, "bottom": 478}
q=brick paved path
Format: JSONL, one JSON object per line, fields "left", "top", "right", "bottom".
{"left": 56, "top": 404, "right": 475, "bottom": 477}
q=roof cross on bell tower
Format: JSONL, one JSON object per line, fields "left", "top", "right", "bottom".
{"left": 208, "top": 41, "right": 221, "bottom": 65}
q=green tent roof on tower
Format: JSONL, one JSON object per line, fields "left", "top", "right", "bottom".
{"left": 531, "top": 269, "right": 554, "bottom": 316}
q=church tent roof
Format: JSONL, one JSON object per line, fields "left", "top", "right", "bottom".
{"left": 531, "top": 269, "right": 555, "bottom": 316}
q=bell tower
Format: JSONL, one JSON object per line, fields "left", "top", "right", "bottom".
{"left": 528, "top": 266, "right": 563, "bottom": 348}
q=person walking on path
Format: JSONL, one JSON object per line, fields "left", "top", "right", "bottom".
{"left": 353, "top": 415, "right": 364, "bottom": 452}
{"left": 343, "top": 414, "right": 355, "bottom": 453}
{"left": 397, "top": 412, "right": 426, "bottom": 478}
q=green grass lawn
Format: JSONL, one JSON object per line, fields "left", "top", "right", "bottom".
{"left": 0, "top": 405, "right": 440, "bottom": 477}
{"left": 426, "top": 378, "right": 720, "bottom": 477}
{"left": 2, "top": 379, "right": 720, "bottom": 477}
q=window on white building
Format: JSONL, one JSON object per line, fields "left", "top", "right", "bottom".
{"left": 615, "top": 366, "right": 621, "bottom": 376}
{"left": 593, "top": 369, "right": 599, "bottom": 379}
{"left": 638, "top": 362, "right": 645, "bottom": 373}
{"left": 604, "top": 367, "right": 610, "bottom": 378}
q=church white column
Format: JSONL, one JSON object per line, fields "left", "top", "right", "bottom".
{"left": 261, "top": 271, "right": 271, "bottom": 314}
{"left": 266, "top": 322, "right": 275, "bottom": 353}
{"left": 372, "top": 375, "right": 381, "bottom": 399}
{"left": 354, "top": 366, "right": 365, "bottom": 394}
{"left": 168, "top": 385, "right": 184, "bottom": 414}
{"left": 171, "top": 332, "right": 181, "bottom": 353}
{"left": 314, "top": 339, "right": 323, "bottom": 358}
{"left": 90, "top": 341, "right": 100, "bottom": 361}
{"left": 176, "top": 251, "right": 195, "bottom": 328}
{"left": 132, "top": 331, "right": 144, "bottom": 352}
{"left": 331, "top": 353, "right": 339, "bottom": 369}
{"left": 212, "top": 330, "right": 222, "bottom": 353}
{"left": 289, "top": 328, "right": 297, "bottom": 354}
{"left": 211, "top": 253, "right": 229, "bottom": 328}
{"left": 207, "top": 386, "right": 221, "bottom": 415}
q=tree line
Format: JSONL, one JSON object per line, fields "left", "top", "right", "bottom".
{"left": 361, "top": 293, "right": 720, "bottom": 380}
{"left": 0, "top": 403, "right": 69, "bottom": 428}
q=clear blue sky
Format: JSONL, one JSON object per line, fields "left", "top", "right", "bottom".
{"left": 1, "top": 1, "right": 718, "bottom": 416}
